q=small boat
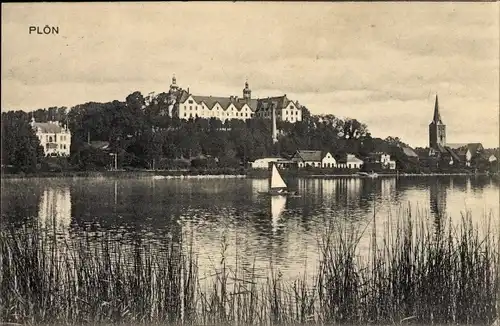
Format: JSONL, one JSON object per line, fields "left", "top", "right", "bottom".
{"left": 259, "top": 164, "right": 298, "bottom": 196}
{"left": 356, "top": 171, "right": 379, "bottom": 178}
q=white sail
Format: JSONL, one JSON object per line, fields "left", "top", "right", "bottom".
{"left": 270, "top": 164, "right": 287, "bottom": 189}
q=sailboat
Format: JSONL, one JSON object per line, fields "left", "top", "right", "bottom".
{"left": 259, "top": 163, "right": 297, "bottom": 196}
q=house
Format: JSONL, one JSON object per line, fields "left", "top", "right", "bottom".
{"left": 291, "top": 150, "right": 335, "bottom": 168}
{"left": 447, "top": 143, "right": 484, "bottom": 166}
{"left": 255, "top": 95, "right": 303, "bottom": 123}
{"left": 337, "top": 154, "right": 364, "bottom": 169}
{"left": 321, "top": 152, "right": 337, "bottom": 168}
{"left": 251, "top": 157, "right": 284, "bottom": 169}
{"left": 366, "top": 152, "right": 396, "bottom": 170}
{"left": 30, "top": 118, "right": 71, "bottom": 157}
{"left": 400, "top": 145, "right": 420, "bottom": 161}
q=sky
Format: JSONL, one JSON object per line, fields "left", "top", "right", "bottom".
{"left": 2, "top": 2, "right": 499, "bottom": 148}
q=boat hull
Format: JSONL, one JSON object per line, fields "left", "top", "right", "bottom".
{"left": 258, "top": 190, "right": 298, "bottom": 196}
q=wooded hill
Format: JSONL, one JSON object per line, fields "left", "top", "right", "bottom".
{"left": 2, "top": 91, "right": 497, "bottom": 174}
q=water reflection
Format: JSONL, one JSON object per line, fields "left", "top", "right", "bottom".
{"left": 1, "top": 175, "right": 498, "bottom": 282}
{"left": 38, "top": 186, "right": 72, "bottom": 232}
{"left": 251, "top": 179, "right": 268, "bottom": 199}
{"left": 380, "top": 178, "right": 397, "bottom": 201}
{"left": 429, "top": 178, "right": 447, "bottom": 237}
{"left": 270, "top": 195, "right": 287, "bottom": 233}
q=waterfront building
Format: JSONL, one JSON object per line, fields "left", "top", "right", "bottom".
{"left": 30, "top": 118, "right": 71, "bottom": 157}
{"left": 250, "top": 157, "right": 285, "bottom": 169}
{"left": 447, "top": 143, "right": 485, "bottom": 167}
{"left": 291, "top": 150, "right": 336, "bottom": 168}
{"left": 336, "top": 154, "right": 364, "bottom": 169}
{"left": 365, "top": 152, "right": 396, "bottom": 170}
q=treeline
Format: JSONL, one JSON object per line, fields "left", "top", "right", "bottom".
{"left": 2, "top": 90, "right": 496, "bottom": 174}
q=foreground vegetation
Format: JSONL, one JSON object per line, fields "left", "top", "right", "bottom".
{"left": 0, "top": 211, "right": 498, "bottom": 325}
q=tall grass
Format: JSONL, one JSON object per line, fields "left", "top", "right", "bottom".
{"left": 0, "top": 210, "right": 498, "bottom": 325}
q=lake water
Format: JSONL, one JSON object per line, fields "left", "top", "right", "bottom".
{"left": 1, "top": 175, "right": 498, "bottom": 282}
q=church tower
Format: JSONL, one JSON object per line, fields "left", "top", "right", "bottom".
{"left": 167, "top": 74, "right": 180, "bottom": 117}
{"left": 243, "top": 80, "right": 251, "bottom": 101}
{"left": 429, "top": 94, "right": 446, "bottom": 149}
{"left": 169, "top": 74, "right": 179, "bottom": 94}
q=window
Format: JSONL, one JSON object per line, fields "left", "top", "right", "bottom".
{"left": 188, "top": 100, "right": 193, "bottom": 104}
{"left": 49, "top": 136, "right": 53, "bottom": 142}
{"left": 190, "top": 106, "right": 192, "bottom": 110}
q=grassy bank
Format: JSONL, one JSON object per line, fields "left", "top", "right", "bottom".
{"left": 0, "top": 213, "right": 498, "bottom": 325}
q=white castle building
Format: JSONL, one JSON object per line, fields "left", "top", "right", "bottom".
{"left": 165, "top": 76, "right": 302, "bottom": 123}
{"left": 30, "top": 117, "right": 71, "bottom": 157}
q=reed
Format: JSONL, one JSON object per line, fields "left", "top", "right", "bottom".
{"left": 0, "top": 210, "right": 498, "bottom": 325}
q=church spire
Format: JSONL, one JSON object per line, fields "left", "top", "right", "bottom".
{"left": 432, "top": 94, "right": 442, "bottom": 123}
{"left": 429, "top": 93, "right": 446, "bottom": 150}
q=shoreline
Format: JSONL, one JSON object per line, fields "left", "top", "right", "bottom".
{"left": 1, "top": 168, "right": 494, "bottom": 180}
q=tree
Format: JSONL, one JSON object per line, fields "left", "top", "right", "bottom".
{"left": 341, "top": 118, "right": 368, "bottom": 140}
{"left": 1, "top": 111, "right": 44, "bottom": 173}
{"left": 385, "top": 136, "right": 409, "bottom": 148}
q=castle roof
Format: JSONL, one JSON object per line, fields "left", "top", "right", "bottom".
{"left": 32, "top": 121, "right": 67, "bottom": 134}
{"left": 291, "top": 150, "right": 328, "bottom": 162}
{"left": 256, "top": 95, "right": 293, "bottom": 112}
{"left": 178, "top": 91, "right": 257, "bottom": 112}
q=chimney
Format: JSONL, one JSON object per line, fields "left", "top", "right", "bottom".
{"left": 272, "top": 104, "right": 278, "bottom": 144}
